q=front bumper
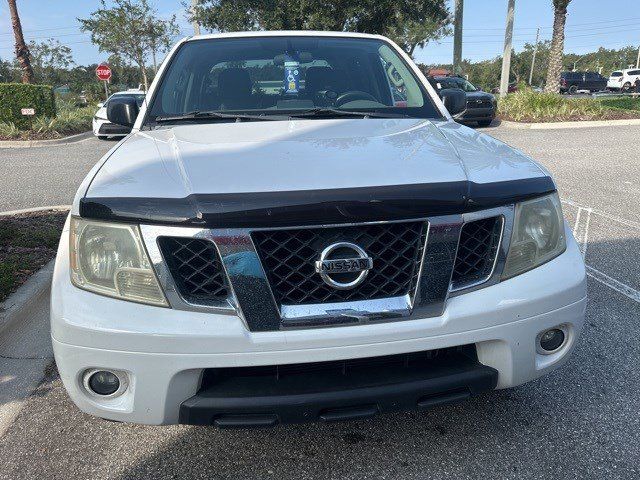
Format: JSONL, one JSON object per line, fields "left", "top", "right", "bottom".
{"left": 459, "top": 107, "right": 495, "bottom": 122}
{"left": 92, "top": 118, "right": 130, "bottom": 137}
{"left": 51, "top": 222, "right": 586, "bottom": 425}
{"left": 180, "top": 348, "right": 498, "bottom": 427}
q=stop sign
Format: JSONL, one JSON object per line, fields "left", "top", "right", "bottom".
{"left": 95, "top": 64, "right": 112, "bottom": 81}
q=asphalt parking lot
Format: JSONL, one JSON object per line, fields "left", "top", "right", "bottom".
{"left": 1, "top": 125, "right": 639, "bottom": 479}
{"left": 0, "top": 138, "right": 113, "bottom": 212}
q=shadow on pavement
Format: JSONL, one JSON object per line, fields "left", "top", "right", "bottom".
{"left": 461, "top": 118, "right": 502, "bottom": 129}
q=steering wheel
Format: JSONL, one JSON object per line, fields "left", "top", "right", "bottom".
{"left": 334, "top": 90, "right": 377, "bottom": 107}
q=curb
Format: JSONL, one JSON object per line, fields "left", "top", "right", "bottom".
{"left": 0, "top": 259, "right": 55, "bottom": 336}
{"left": 0, "top": 131, "right": 93, "bottom": 149}
{"left": 0, "top": 205, "right": 71, "bottom": 217}
{"left": 499, "top": 118, "right": 640, "bottom": 130}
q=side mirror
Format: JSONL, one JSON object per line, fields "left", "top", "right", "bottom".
{"left": 107, "top": 96, "right": 139, "bottom": 128}
{"left": 439, "top": 88, "right": 466, "bottom": 117}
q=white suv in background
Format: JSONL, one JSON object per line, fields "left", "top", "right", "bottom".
{"left": 92, "top": 89, "right": 146, "bottom": 139}
{"left": 607, "top": 69, "right": 640, "bottom": 92}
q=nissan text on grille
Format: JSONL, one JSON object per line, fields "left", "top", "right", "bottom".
{"left": 51, "top": 31, "right": 587, "bottom": 426}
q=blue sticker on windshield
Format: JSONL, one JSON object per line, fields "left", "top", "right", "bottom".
{"left": 284, "top": 60, "right": 300, "bottom": 94}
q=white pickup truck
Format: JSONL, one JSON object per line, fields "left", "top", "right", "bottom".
{"left": 51, "top": 31, "right": 586, "bottom": 427}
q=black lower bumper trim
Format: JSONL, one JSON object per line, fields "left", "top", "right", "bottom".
{"left": 179, "top": 348, "right": 498, "bottom": 428}
{"left": 98, "top": 123, "right": 131, "bottom": 135}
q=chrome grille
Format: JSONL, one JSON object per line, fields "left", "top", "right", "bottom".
{"left": 252, "top": 222, "right": 427, "bottom": 306}
{"left": 451, "top": 216, "right": 503, "bottom": 289}
{"left": 158, "top": 237, "right": 229, "bottom": 304}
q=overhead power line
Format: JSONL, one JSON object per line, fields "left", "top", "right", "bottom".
{"left": 0, "top": 25, "right": 79, "bottom": 36}
{"left": 469, "top": 16, "right": 640, "bottom": 31}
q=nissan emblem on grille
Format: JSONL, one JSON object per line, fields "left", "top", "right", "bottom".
{"left": 314, "top": 242, "right": 373, "bottom": 290}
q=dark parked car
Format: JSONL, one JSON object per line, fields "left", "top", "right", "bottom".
{"left": 431, "top": 76, "right": 496, "bottom": 127}
{"left": 559, "top": 71, "right": 607, "bottom": 94}
{"left": 490, "top": 83, "right": 517, "bottom": 94}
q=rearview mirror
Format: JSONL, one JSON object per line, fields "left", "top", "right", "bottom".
{"left": 439, "top": 88, "right": 466, "bottom": 117}
{"left": 107, "top": 96, "right": 139, "bottom": 128}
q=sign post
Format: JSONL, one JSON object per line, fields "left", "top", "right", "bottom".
{"left": 21, "top": 107, "right": 35, "bottom": 130}
{"left": 95, "top": 63, "right": 112, "bottom": 101}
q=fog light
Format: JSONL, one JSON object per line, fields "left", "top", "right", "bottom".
{"left": 84, "top": 370, "right": 123, "bottom": 396}
{"left": 539, "top": 328, "right": 565, "bottom": 353}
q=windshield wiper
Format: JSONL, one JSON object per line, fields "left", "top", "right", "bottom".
{"left": 289, "top": 108, "right": 410, "bottom": 119}
{"left": 154, "top": 111, "right": 288, "bottom": 123}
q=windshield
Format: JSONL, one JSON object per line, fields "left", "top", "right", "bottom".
{"left": 108, "top": 93, "right": 146, "bottom": 108}
{"left": 146, "top": 36, "right": 440, "bottom": 123}
{"left": 610, "top": 72, "right": 623, "bottom": 77}
{"left": 435, "top": 77, "right": 478, "bottom": 92}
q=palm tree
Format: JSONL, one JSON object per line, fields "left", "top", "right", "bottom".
{"left": 7, "top": 0, "right": 34, "bottom": 83}
{"left": 544, "top": 0, "right": 572, "bottom": 93}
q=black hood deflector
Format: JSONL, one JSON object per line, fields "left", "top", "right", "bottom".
{"left": 79, "top": 177, "right": 555, "bottom": 227}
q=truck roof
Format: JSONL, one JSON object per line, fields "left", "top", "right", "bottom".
{"left": 185, "top": 30, "right": 388, "bottom": 42}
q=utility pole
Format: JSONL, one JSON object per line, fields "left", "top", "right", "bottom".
{"left": 636, "top": 45, "right": 639, "bottom": 68}
{"left": 499, "top": 0, "right": 516, "bottom": 97}
{"left": 453, "top": 0, "right": 463, "bottom": 75}
{"left": 191, "top": 0, "right": 201, "bottom": 36}
{"left": 528, "top": 27, "right": 540, "bottom": 86}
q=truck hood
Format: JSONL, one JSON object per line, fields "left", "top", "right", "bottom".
{"left": 81, "top": 118, "right": 553, "bottom": 226}
{"left": 465, "top": 90, "right": 495, "bottom": 101}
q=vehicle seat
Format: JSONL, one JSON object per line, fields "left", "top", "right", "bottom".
{"left": 200, "top": 77, "right": 221, "bottom": 111}
{"left": 218, "top": 68, "right": 254, "bottom": 110}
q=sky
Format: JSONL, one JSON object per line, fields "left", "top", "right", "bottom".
{"left": 1, "top": 0, "right": 639, "bottom": 68}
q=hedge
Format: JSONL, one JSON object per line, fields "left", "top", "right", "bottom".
{"left": 0, "top": 83, "right": 56, "bottom": 129}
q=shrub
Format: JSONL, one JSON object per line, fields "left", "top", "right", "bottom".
{"left": 598, "top": 96, "right": 640, "bottom": 112}
{"left": 498, "top": 88, "right": 606, "bottom": 122}
{"left": 0, "top": 83, "right": 56, "bottom": 129}
{"left": 0, "top": 122, "right": 21, "bottom": 138}
{"left": 32, "top": 104, "right": 94, "bottom": 136}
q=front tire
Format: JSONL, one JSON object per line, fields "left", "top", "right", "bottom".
{"left": 477, "top": 120, "right": 493, "bottom": 127}
{"left": 622, "top": 82, "right": 632, "bottom": 93}
{"left": 568, "top": 85, "right": 577, "bottom": 94}
{"left": 97, "top": 135, "right": 109, "bottom": 140}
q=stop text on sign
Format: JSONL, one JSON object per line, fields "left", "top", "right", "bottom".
{"left": 95, "top": 64, "right": 112, "bottom": 81}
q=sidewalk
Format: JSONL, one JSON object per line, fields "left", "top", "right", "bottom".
{"left": 0, "top": 262, "right": 54, "bottom": 438}
{"left": 0, "top": 131, "right": 92, "bottom": 149}
{"left": 498, "top": 118, "right": 640, "bottom": 130}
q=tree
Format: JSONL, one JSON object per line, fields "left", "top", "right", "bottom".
{"left": 106, "top": 54, "right": 151, "bottom": 88}
{"left": 78, "top": 0, "right": 179, "bottom": 90}
{"left": 544, "top": 0, "right": 572, "bottom": 93}
{"left": 7, "top": 0, "right": 34, "bottom": 83}
{"left": 190, "top": 0, "right": 450, "bottom": 56}
{"left": 373, "top": 7, "right": 450, "bottom": 55}
{"left": 146, "top": 16, "right": 180, "bottom": 72}
{"left": 28, "top": 39, "right": 74, "bottom": 85}
{"left": 0, "top": 57, "right": 19, "bottom": 82}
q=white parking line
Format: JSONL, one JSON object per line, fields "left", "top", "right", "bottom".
{"left": 563, "top": 198, "right": 640, "bottom": 231}
{"left": 586, "top": 266, "right": 640, "bottom": 304}
{"left": 573, "top": 206, "right": 582, "bottom": 237}
{"left": 567, "top": 199, "right": 640, "bottom": 304}
{"left": 570, "top": 206, "right": 593, "bottom": 258}
{"left": 581, "top": 208, "right": 592, "bottom": 258}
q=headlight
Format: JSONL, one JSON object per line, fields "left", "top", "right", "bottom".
{"left": 70, "top": 217, "right": 168, "bottom": 306}
{"left": 502, "top": 192, "right": 566, "bottom": 279}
